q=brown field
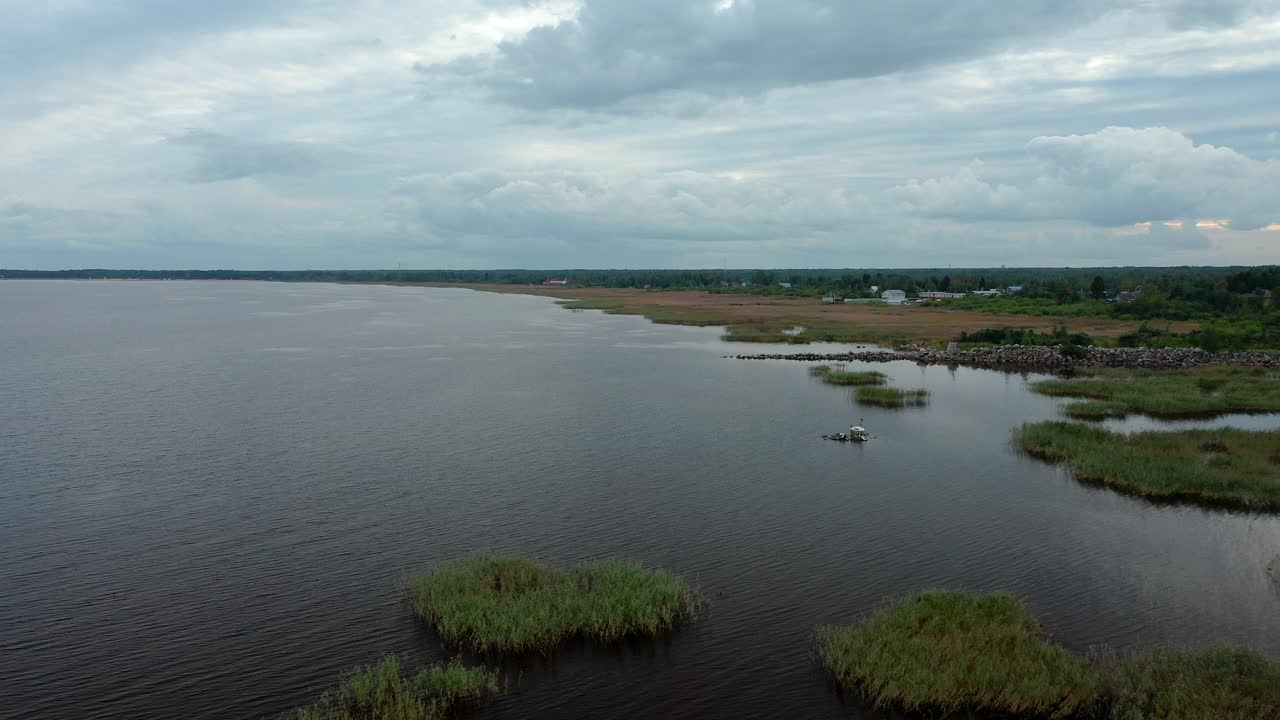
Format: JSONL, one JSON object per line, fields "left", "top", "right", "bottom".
{"left": 399, "top": 283, "right": 1199, "bottom": 346}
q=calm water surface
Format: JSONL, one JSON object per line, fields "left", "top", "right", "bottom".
{"left": 2, "top": 281, "right": 1278, "bottom": 720}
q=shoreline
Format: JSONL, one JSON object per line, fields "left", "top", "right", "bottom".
{"left": 395, "top": 282, "right": 1200, "bottom": 348}
{"left": 728, "top": 345, "right": 1280, "bottom": 371}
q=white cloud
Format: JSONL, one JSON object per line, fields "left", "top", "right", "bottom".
{"left": 893, "top": 127, "right": 1280, "bottom": 230}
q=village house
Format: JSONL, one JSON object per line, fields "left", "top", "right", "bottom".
{"left": 1115, "top": 285, "right": 1142, "bottom": 303}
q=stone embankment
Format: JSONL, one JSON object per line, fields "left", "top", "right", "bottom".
{"left": 728, "top": 345, "right": 1280, "bottom": 371}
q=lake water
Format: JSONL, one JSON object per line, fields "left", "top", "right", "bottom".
{"left": 2, "top": 280, "right": 1278, "bottom": 720}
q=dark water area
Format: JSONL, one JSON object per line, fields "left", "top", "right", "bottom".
{"left": 2, "top": 280, "right": 1278, "bottom": 720}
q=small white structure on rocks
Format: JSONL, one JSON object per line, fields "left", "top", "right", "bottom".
{"left": 881, "top": 289, "right": 906, "bottom": 304}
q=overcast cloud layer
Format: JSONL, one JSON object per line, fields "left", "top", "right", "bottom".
{"left": 2, "top": 0, "right": 1279, "bottom": 269}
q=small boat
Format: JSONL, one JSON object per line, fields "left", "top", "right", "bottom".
{"left": 824, "top": 423, "right": 870, "bottom": 442}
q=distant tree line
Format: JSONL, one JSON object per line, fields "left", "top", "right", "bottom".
{"left": 6, "top": 265, "right": 1269, "bottom": 295}
{"left": 6, "top": 265, "right": 1280, "bottom": 349}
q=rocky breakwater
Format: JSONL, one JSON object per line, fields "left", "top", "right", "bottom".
{"left": 728, "top": 345, "right": 1280, "bottom": 371}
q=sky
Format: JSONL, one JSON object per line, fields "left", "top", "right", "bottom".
{"left": 2, "top": 0, "right": 1279, "bottom": 270}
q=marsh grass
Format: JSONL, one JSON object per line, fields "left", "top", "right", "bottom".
{"left": 815, "top": 593, "right": 1280, "bottom": 719}
{"left": 1093, "top": 646, "right": 1280, "bottom": 720}
{"left": 285, "top": 655, "right": 497, "bottom": 720}
{"left": 814, "top": 591, "right": 1093, "bottom": 716}
{"left": 854, "top": 386, "right": 929, "bottom": 408}
{"left": 407, "top": 555, "right": 697, "bottom": 654}
{"left": 1032, "top": 366, "right": 1280, "bottom": 419}
{"left": 1016, "top": 421, "right": 1280, "bottom": 510}
{"left": 808, "top": 365, "right": 887, "bottom": 386}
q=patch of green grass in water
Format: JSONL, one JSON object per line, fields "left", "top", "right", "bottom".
{"left": 854, "top": 386, "right": 929, "bottom": 407}
{"left": 284, "top": 655, "right": 498, "bottom": 720}
{"left": 808, "top": 365, "right": 887, "bottom": 386}
{"left": 814, "top": 591, "right": 1093, "bottom": 716}
{"left": 407, "top": 555, "right": 698, "bottom": 654}
{"left": 1031, "top": 366, "right": 1280, "bottom": 419}
{"left": 815, "top": 592, "right": 1280, "bottom": 719}
{"left": 1016, "top": 421, "right": 1280, "bottom": 510}
{"left": 1094, "top": 646, "right": 1280, "bottom": 720}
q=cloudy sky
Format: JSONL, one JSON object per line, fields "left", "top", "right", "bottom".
{"left": 3, "top": 0, "right": 1279, "bottom": 269}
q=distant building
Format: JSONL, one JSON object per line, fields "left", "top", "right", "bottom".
{"left": 822, "top": 296, "right": 840, "bottom": 303}
{"left": 1006, "top": 285, "right": 1024, "bottom": 294}
{"left": 1114, "top": 286, "right": 1143, "bottom": 303}
{"left": 542, "top": 279, "right": 570, "bottom": 286}
{"left": 778, "top": 282, "right": 792, "bottom": 288}
{"left": 918, "top": 291, "right": 966, "bottom": 300}
{"left": 971, "top": 289, "right": 1003, "bottom": 297}
{"left": 869, "top": 285, "right": 879, "bottom": 294}
{"left": 881, "top": 289, "right": 906, "bottom": 304}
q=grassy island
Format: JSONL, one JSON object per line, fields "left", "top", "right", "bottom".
{"left": 854, "top": 386, "right": 929, "bottom": 407}
{"left": 815, "top": 591, "right": 1092, "bottom": 716}
{"left": 808, "top": 365, "right": 887, "bottom": 386}
{"left": 285, "top": 655, "right": 498, "bottom": 720}
{"left": 815, "top": 591, "right": 1280, "bottom": 719}
{"left": 407, "top": 555, "right": 698, "bottom": 654}
{"left": 1095, "top": 646, "right": 1280, "bottom": 720}
{"left": 1031, "top": 366, "right": 1280, "bottom": 419}
{"left": 1016, "top": 421, "right": 1280, "bottom": 510}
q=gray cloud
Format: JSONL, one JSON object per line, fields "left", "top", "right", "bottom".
{"left": 0, "top": 203, "right": 142, "bottom": 252}
{"left": 427, "top": 1, "right": 1111, "bottom": 110}
{"left": 391, "top": 169, "right": 864, "bottom": 243}
{"left": 4, "top": 1, "right": 1280, "bottom": 269}
{"left": 422, "top": 0, "right": 1279, "bottom": 112}
{"left": 892, "top": 127, "right": 1280, "bottom": 230}
{"left": 171, "top": 130, "right": 357, "bottom": 183}
{"left": 1164, "top": 0, "right": 1257, "bottom": 28}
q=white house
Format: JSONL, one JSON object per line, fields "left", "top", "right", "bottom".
{"left": 971, "top": 289, "right": 1003, "bottom": 297}
{"left": 918, "top": 291, "right": 966, "bottom": 300}
{"left": 881, "top": 289, "right": 906, "bottom": 304}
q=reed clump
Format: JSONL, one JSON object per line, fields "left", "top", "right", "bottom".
{"left": 814, "top": 591, "right": 1092, "bottom": 716}
{"left": 284, "top": 655, "right": 497, "bottom": 720}
{"left": 1031, "top": 366, "right": 1280, "bottom": 419}
{"left": 1016, "top": 421, "right": 1280, "bottom": 510}
{"left": 1094, "top": 646, "right": 1280, "bottom": 720}
{"left": 407, "top": 555, "right": 698, "bottom": 654}
{"left": 815, "top": 591, "right": 1280, "bottom": 719}
{"left": 854, "top": 386, "right": 929, "bottom": 407}
{"left": 808, "top": 365, "right": 887, "bottom": 386}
